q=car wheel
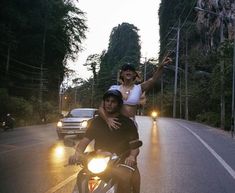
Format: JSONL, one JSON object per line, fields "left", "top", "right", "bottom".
{"left": 57, "top": 132, "right": 65, "bottom": 140}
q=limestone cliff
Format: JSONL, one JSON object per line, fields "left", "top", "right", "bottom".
{"left": 196, "top": 0, "right": 235, "bottom": 49}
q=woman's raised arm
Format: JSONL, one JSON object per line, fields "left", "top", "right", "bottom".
{"left": 141, "top": 57, "right": 172, "bottom": 92}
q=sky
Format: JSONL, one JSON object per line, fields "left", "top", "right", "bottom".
{"left": 70, "top": 0, "right": 161, "bottom": 80}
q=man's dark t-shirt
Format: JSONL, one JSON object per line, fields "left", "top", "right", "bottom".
{"left": 84, "top": 115, "right": 139, "bottom": 155}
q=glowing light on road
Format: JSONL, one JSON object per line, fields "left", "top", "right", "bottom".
{"left": 54, "top": 145, "right": 65, "bottom": 159}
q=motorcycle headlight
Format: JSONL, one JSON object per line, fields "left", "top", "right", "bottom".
{"left": 57, "top": 121, "right": 62, "bottom": 127}
{"left": 151, "top": 111, "right": 158, "bottom": 118}
{"left": 81, "top": 121, "right": 88, "bottom": 128}
{"left": 87, "top": 157, "right": 110, "bottom": 174}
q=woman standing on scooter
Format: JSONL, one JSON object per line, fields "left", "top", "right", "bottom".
{"left": 99, "top": 56, "right": 172, "bottom": 129}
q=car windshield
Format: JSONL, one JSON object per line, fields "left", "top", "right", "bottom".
{"left": 68, "top": 109, "right": 95, "bottom": 118}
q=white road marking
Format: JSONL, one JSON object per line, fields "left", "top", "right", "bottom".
{"left": 44, "top": 173, "right": 78, "bottom": 193}
{"left": 179, "top": 123, "right": 235, "bottom": 180}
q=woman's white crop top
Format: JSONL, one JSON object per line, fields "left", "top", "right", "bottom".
{"left": 109, "top": 84, "right": 142, "bottom": 105}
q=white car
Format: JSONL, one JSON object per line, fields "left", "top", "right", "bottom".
{"left": 56, "top": 108, "right": 98, "bottom": 139}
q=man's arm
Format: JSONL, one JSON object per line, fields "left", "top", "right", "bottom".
{"left": 141, "top": 57, "right": 172, "bottom": 92}
{"left": 125, "top": 148, "right": 139, "bottom": 167}
{"left": 124, "top": 119, "right": 141, "bottom": 167}
{"left": 75, "top": 137, "right": 91, "bottom": 153}
{"left": 68, "top": 137, "right": 91, "bottom": 164}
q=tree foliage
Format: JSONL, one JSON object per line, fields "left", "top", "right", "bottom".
{"left": 0, "top": 0, "right": 87, "bottom": 101}
{"left": 158, "top": 0, "right": 235, "bottom": 129}
{"left": 95, "top": 22, "right": 141, "bottom": 102}
{"left": 0, "top": 0, "right": 87, "bottom": 123}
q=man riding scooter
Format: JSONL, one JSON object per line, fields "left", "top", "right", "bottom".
{"left": 2, "top": 114, "right": 15, "bottom": 131}
{"left": 68, "top": 89, "right": 141, "bottom": 193}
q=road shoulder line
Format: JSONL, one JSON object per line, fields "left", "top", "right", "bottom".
{"left": 179, "top": 123, "right": 235, "bottom": 180}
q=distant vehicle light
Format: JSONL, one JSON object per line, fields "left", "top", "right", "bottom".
{"left": 151, "top": 111, "right": 158, "bottom": 118}
{"left": 57, "top": 121, "right": 62, "bottom": 127}
{"left": 56, "top": 108, "right": 97, "bottom": 139}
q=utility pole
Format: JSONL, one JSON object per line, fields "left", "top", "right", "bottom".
{"left": 91, "top": 77, "right": 95, "bottom": 107}
{"left": 74, "top": 87, "right": 77, "bottom": 107}
{"left": 5, "top": 26, "right": 12, "bottom": 77}
{"left": 142, "top": 57, "right": 147, "bottom": 115}
{"left": 185, "top": 31, "right": 189, "bottom": 120}
{"left": 39, "top": 27, "right": 46, "bottom": 105}
{"left": 144, "top": 57, "right": 147, "bottom": 81}
{"left": 39, "top": 0, "right": 47, "bottom": 113}
{"left": 6, "top": 44, "right": 11, "bottom": 75}
{"left": 231, "top": 18, "right": 235, "bottom": 137}
{"left": 173, "top": 20, "right": 180, "bottom": 118}
{"left": 160, "top": 75, "right": 164, "bottom": 113}
{"left": 220, "top": 16, "right": 225, "bottom": 130}
{"left": 179, "top": 71, "right": 182, "bottom": 118}
{"left": 58, "top": 77, "right": 61, "bottom": 113}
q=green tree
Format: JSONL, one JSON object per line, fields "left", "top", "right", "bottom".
{"left": 83, "top": 54, "right": 101, "bottom": 83}
{"left": 0, "top": 0, "right": 87, "bottom": 124}
{"left": 0, "top": 0, "right": 87, "bottom": 102}
{"left": 96, "top": 22, "right": 141, "bottom": 103}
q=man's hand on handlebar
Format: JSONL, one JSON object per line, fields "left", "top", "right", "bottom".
{"left": 68, "top": 151, "right": 83, "bottom": 165}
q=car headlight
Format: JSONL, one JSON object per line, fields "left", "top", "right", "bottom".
{"left": 57, "top": 121, "right": 62, "bottom": 127}
{"left": 87, "top": 157, "right": 110, "bottom": 174}
{"left": 81, "top": 121, "right": 88, "bottom": 128}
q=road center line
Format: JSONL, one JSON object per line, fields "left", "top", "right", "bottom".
{"left": 179, "top": 123, "right": 235, "bottom": 180}
{"left": 44, "top": 173, "right": 78, "bottom": 193}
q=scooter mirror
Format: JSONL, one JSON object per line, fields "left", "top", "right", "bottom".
{"left": 129, "top": 140, "right": 142, "bottom": 149}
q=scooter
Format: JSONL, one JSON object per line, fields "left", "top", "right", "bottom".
{"left": 64, "top": 139, "right": 142, "bottom": 193}
{"left": 1, "top": 114, "right": 15, "bottom": 131}
{"left": 151, "top": 110, "right": 158, "bottom": 122}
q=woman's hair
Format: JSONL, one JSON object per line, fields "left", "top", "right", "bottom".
{"left": 118, "top": 63, "right": 142, "bottom": 83}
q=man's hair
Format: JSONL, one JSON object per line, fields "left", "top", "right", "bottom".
{"left": 103, "top": 89, "right": 123, "bottom": 107}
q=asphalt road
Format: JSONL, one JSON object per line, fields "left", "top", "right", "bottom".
{"left": 137, "top": 117, "right": 235, "bottom": 193}
{"left": 0, "top": 117, "right": 235, "bottom": 193}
